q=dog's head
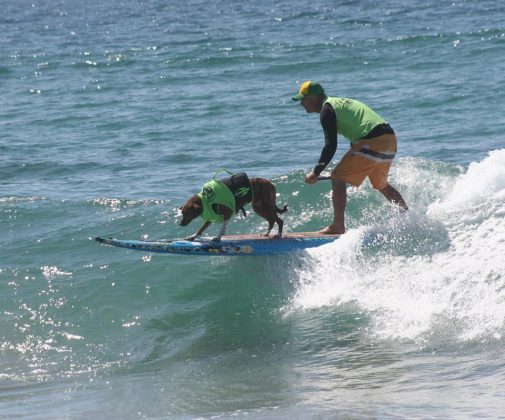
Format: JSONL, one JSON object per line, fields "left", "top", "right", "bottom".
{"left": 179, "top": 195, "right": 203, "bottom": 226}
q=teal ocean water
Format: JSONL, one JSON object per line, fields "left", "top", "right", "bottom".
{"left": 2, "top": 0, "right": 505, "bottom": 418}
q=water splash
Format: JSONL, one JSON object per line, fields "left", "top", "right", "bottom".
{"left": 286, "top": 149, "right": 505, "bottom": 344}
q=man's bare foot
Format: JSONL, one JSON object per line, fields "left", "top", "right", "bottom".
{"left": 319, "top": 226, "right": 345, "bottom": 235}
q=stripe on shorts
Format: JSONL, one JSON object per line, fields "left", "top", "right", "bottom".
{"left": 354, "top": 148, "right": 396, "bottom": 163}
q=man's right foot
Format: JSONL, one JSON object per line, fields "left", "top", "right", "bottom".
{"left": 319, "top": 226, "right": 345, "bottom": 235}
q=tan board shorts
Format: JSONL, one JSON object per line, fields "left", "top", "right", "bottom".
{"left": 331, "top": 133, "right": 397, "bottom": 191}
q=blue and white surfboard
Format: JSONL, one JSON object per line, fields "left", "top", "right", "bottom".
{"left": 95, "top": 232, "right": 341, "bottom": 256}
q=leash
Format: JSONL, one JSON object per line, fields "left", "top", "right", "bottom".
{"left": 213, "top": 168, "right": 332, "bottom": 182}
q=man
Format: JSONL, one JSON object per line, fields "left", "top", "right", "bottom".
{"left": 292, "top": 80, "right": 408, "bottom": 234}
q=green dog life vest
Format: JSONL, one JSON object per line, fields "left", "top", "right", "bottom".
{"left": 197, "top": 173, "right": 253, "bottom": 223}
{"left": 324, "top": 97, "right": 386, "bottom": 144}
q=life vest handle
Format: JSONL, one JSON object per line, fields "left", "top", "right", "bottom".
{"left": 213, "top": 168, "right": 235, "bottom": 180}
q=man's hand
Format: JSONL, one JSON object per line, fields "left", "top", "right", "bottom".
{"left": 304, "top": 171, "right": 319, "bottom": 185}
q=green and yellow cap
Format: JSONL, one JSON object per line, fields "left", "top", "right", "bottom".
{"left": 291, "top": 80, "right": 325, "bottom": 101}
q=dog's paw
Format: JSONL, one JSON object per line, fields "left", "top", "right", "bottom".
{"left": 211, "top": 237, "right": 222, "bottom": 242}
{"left": 185, "top": 235, "right": 197, "bottom": 241}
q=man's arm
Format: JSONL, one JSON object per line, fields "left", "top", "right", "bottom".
{"left": 313, "top": 103, "right": 337, "bottom": 175}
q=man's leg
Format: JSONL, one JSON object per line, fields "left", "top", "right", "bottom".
{"left": 379, "top": 184, "right": 408, "bottom": 212}
{"left": 320, "top": 178, "right": 347, "bottom": 234}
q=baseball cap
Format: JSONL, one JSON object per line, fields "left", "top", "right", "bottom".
{"left": 291, "top": 80, "right": 325, "bottom": 101}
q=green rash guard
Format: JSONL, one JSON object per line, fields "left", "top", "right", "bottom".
{"left": 323, "top": 97, "right": 386, "bottom": 144}
{"left": 197, "top": 180, "right": 236, "bottom": 223}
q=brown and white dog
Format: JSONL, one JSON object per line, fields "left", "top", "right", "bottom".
{"left": 180, "top": 175, "right": 287, "bottom": 242}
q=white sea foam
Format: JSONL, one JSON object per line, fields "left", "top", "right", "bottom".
{"left": 428, "top": 149, "right": 505, "bottom": 217}
{"left": 289, "top": 149, "right": 505, "bottom": 343}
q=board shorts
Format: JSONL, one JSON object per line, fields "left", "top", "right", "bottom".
{"left": 331, "top": 133, "right": 397, "bottom": 190}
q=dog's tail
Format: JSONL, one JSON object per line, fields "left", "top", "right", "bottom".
{"left": 276, "top": 203, "right": 288, "bottom": 214}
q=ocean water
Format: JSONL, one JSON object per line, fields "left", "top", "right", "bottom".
{"left": 1, "top": 0, "right": 505, "bottom": 418}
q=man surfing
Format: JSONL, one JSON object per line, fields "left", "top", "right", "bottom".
{"left": 292, "top": 80, "right": 408, "bottom": 234}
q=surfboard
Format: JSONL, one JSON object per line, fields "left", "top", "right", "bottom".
{"left": 95, "top": 232, "right": 341, "bottom": 256}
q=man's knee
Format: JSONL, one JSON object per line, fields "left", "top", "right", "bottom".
{"left": 331, "top": 178, "right": 346, "bottom": 191}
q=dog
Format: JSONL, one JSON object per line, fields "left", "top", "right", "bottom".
{"left": 180, "top": 172, "right": 287, "bottom": 242}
